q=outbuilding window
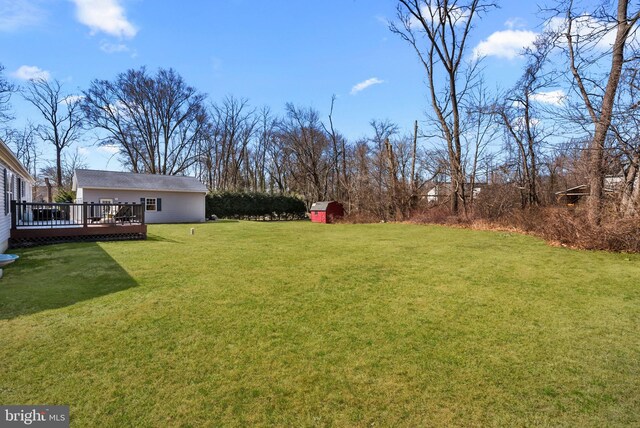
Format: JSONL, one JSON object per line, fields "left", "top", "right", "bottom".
{"left": 145, "top": 198, "right": 157, "bottom": 211}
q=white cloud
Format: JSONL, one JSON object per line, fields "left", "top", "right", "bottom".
{"left": 410, "top": 4, "right": 470, "bottom": 29}
{"left": 504, "top": 17, "right": 526, "bottom": 30}
{"left": 375, "top": 15, "right": 388, "bottom": 26}
{"left": 546, "top": 15, "right": 631, "bottom": 51}
{"left": 0, "top": 0, "right": 45, "bottom": 32}
{"left": 12, "top": 65, "right": 50, "bottom": 81}
{"left": 106, "top": 100, "right": 129, "bottom": 117}
{"left": 78, "top": 144, "right": 119, "bottom": 156}
{"left": 98, "top": 145, "right": 120, "bottom": 155}
{"left": 530, "top": 90, "right": 567, "bottom": 106}
{"left": 100, "top": 41, "right": 130, "bottom": 53}
{"left": 473, "top": 30, "right": 538, "bottom": 59}
{"left": 211, "top": 56, "right": 222, "bottom": 72}
{"left": 350, "top": 78, "right": 384, "bottom": 95}
{"left": 71, "top": 0, "right": 137, "bottom": 38}
{"left": 63, "top": 94, "right": 84, "bottom": 105}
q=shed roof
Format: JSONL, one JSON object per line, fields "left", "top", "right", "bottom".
{"left": 73, "top": 169, "right": 208, "bottom": 193}
{"left": 555, "top": 184, "right": 589, "bottom": 196}
{"left": 310, "top": 201, "right": 339, "bottom": 211}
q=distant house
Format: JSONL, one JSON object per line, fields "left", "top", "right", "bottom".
{"left": 426, "top": 182, "right": 484, "bottom": 203}
{"left": 0, "top": 139, "right": 34, "bottom": 252}
{"left": 73, "top": 169, "right": 207, "bottom": 223}
{"left": 555, "top": 175, "right": 625, "bottom": 206}
{"left": 555, "top": 184, "right": 589, "bottom": 206}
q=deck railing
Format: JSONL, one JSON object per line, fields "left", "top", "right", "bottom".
{"left": 11, "top": 201, "right": 145, "bottom": 229}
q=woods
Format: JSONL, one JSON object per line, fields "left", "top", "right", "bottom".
{"left": 3, "top": 0, "right": 640, "bottom": 250}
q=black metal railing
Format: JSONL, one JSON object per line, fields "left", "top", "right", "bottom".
{"left": 11, "top": 201, "right": 145, "bottom": 229}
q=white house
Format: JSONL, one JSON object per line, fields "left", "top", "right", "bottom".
{"left": 73, "top": 169, "right": 207, "bottom": 223}
{"left": 426, "top": 182, "right": 483, "bottom": 203}
{"left": 0, "top": 139, "right": 34, "bottom": 252}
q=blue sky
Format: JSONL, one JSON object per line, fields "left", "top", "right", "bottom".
{"left": 1, "top": 0, "right": 551, "bottom": 170}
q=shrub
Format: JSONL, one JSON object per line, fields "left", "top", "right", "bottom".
{"left": 474, "top": 184, "right": 521, "bottom": 220}
{"left": 408, "top": 203, "right": 640, "bottom": 253}
{"left": 338, "top": 212, "right": 383, "bottom": 224}
{"left": 206, "top": 192, "right": 306, "bottom": 220}
{"left": 409, "top": 205, "right": 468, "bottom": 225}
{"left": 54, "top": 189, "right": 75, "bottom": 203}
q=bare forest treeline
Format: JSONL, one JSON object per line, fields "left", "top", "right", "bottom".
{"left": 3, "top": 0, "right": 640, "bottom": 250}
{"left": 80, "top": 67, "right": 429, "bottom": 217}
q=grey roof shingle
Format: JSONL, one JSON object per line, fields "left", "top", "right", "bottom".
{"left": 310, "top": 201, "right": 332, "bottom": 211}
{"left": 74, "top": 169, "right": 208, "bottom": 193}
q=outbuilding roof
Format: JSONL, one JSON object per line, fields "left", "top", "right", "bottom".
{"left": 310, "top": 201, "right": 336, "bottom": 211}
{"left": 73, "top": 169, "right": 208, "bottom": 193}
{"left": 555, "top": 184, "right": 589, "bottom": 196}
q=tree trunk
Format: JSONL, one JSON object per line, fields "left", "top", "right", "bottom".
{"left": 586, "top": 0, "right": 633, "bottom": 224}
{"left": 56, "top": 147, "right": 63, "bottom": 188}
{"left": 621, "top": 156, "right": 639, "bottom": 216}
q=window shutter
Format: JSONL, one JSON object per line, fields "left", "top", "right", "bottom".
{"left": 3, "top": 169, "right": 7, "bottom": 215}
{"left": 157, "top": 198, "right": 162, "bottom": 212}
{"left": 140, "top": 197, "right": 145, "bottom": 206}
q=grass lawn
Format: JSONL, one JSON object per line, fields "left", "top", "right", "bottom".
{"left": 1, "top": 221, "right": 639, "bottom": 426}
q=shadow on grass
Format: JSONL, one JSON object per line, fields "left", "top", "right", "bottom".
{"left": 146, "top": 234, "right": 179, "bottom": 243}
{"left": 0, "top": 242, "right": 138, "bottom": 320}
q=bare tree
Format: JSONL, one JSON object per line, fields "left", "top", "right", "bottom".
{"left": 610, "top": 63, "right": 640, "bottom": 216}
{"left": 40, "top": 148, "right": 88, "bottom": 194}
{"left": 386, "top": 133, "right": 421, "bottom": 218}
{"left": 22, "top": 78, "right": 83, "bottom": 187}
{"left": 5, "top": 125, "right": 39, "bottom": 177}
{"left": 207, "top": 96, "right": 258, "bottom": 190}
{"left": 279, "top": 103, "right": 331, "bottom": 204}
{"left": 322, "top": 95, "right": 350, "bottom": 204}
{"left": 556, "top": 0, "right": 640, "bottom": 223}
{"left": 0, "top": 64, "right": 15, "bottom": 125}
{"left": 253, "top": 106, "right": 278, "bottom": 192}
{"left": 463, "top": 80, "right": 500, "bottom": 207}
{"left": 4, "top": 125, "right": 40, "bottom": 200}
{"left": 368, "top": 120, "right": 399, "bottom": 219}
{"left": 83, "top": 67, "right": 208, "bottom": 175}
{"left": 490, "top": 35, "right": 556, "bottom": 207}
{"left": 348, "top": 138, "right": 376, "bottom": 216}
{"left": 391, "top": 0, "right": 496, "bottom": 215}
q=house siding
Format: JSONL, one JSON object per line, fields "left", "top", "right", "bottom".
{"left": 79, "top": 189, "right": 205, "bottom": 223}
{"left": 0, "top": 160, "right": 33, "bottom": 252}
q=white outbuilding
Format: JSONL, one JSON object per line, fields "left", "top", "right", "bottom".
{"left": 73, "top": 169, "right": 207, "bottom": 224}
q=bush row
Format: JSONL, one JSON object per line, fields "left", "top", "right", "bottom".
{"left": 206, "top": 192, "right": 307, "bottom": 220}
{"left": 405, "top": 204, "right": 640, "bottom": 253}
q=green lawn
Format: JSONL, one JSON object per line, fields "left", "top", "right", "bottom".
{"left": 1, "top": 222, "right": 639, "bottom": 427}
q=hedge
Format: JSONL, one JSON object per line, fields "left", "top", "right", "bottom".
{"left": 206, "top": 192, "right": 307, "bottom": 220}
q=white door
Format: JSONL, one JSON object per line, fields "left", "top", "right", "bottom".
{"left": 99, "top": 199, "right": 113, "bottom": 217}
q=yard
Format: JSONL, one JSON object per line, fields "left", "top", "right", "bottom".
{"left": 0, "top": 222, "right": 639, "bottom": 426}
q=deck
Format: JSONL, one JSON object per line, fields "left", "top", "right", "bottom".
{"left": 10, "top": 201, "right": 147, "bottom": 248}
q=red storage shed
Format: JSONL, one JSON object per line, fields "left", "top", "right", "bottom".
{"left": 310, "top": 201, "right": 344, "bottom": 224}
